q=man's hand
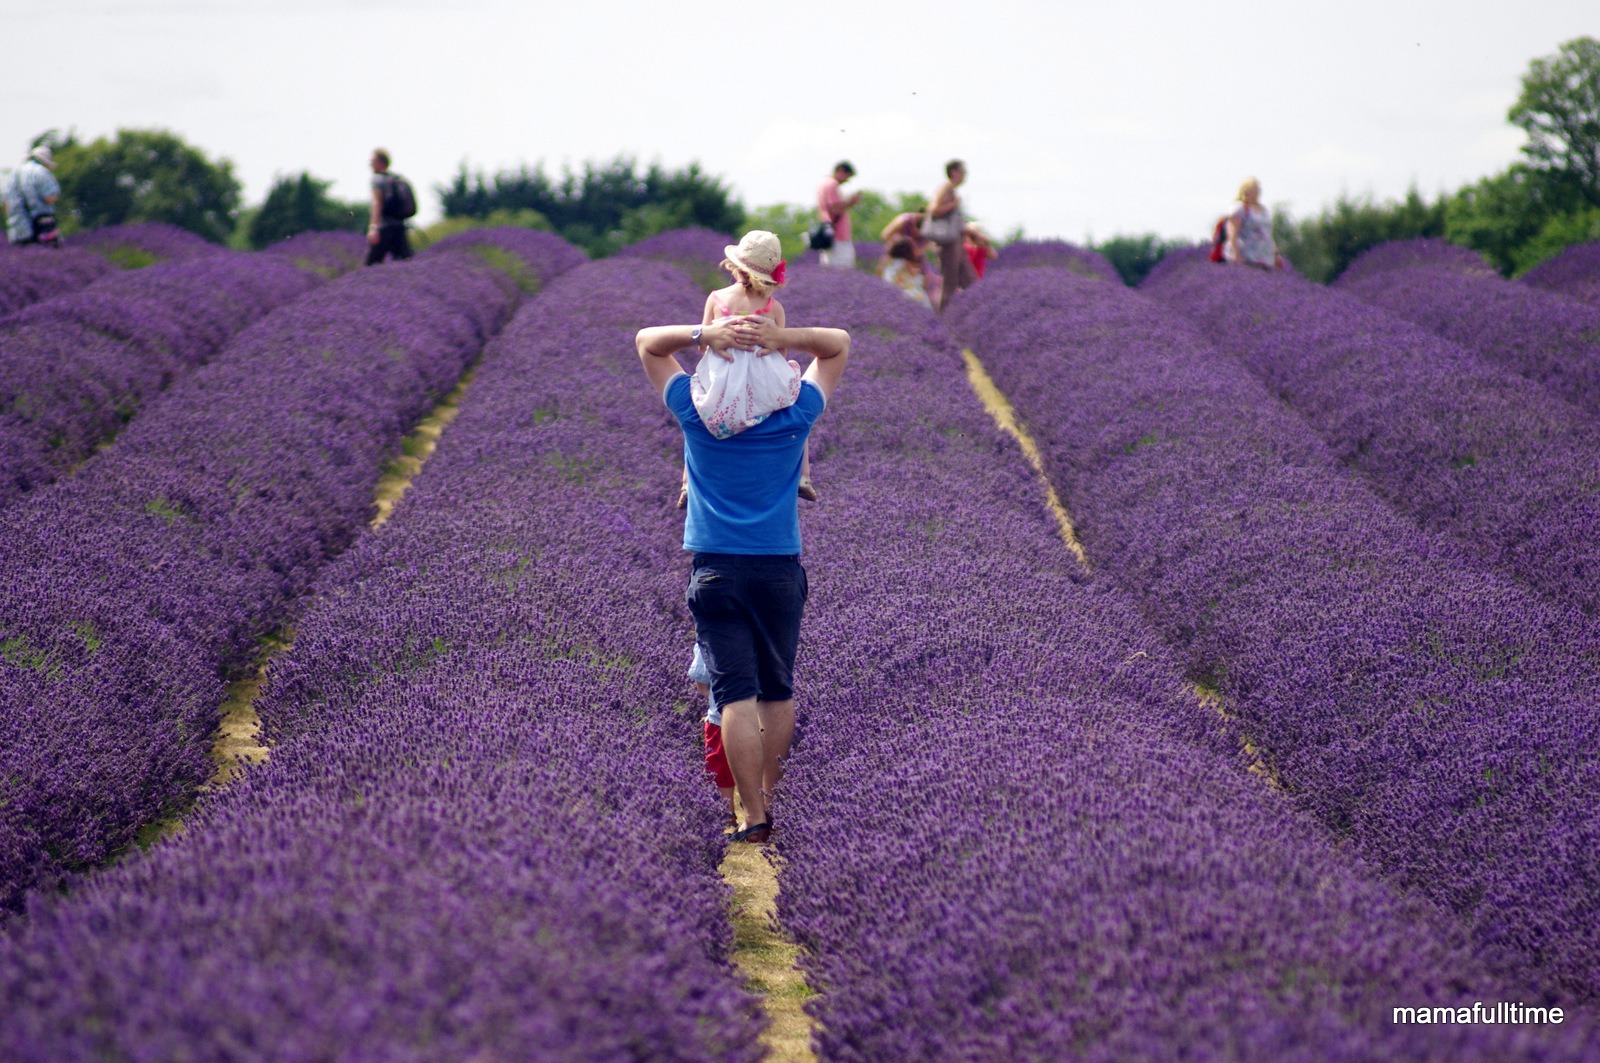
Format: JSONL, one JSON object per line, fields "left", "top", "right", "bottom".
{"left": 701, "top": 316, "right": 745, "bottom": 360}
{"left": 732, "top": 314, "right": 782, "bottom": 352}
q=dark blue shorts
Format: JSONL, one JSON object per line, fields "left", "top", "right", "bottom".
{"left": 686, "top": 553, "right": 808, "bottom": 707}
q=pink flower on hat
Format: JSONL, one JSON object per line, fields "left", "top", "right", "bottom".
{"left": 724, "top": 231, "right": 784, "bottom": 285}
{"left": 772, "top": 261, "right": 787, "bottom": 286}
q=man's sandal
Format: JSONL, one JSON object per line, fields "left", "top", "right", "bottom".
{"left": 731, "top": 822, "right": 772, "bottom": 844}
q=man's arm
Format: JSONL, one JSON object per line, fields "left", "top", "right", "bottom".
{"left": 739, "top": 319, "right": 850, "bottom": 404}
{"left": 635, "top": 317, "right": 746, "bottom": 398}
{"left": 369, "top": 183, "right": 385, "bottom": 245}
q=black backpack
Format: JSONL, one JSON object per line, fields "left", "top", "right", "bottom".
{"left": 383, "top": 174, "right": 417, "bottom": 220}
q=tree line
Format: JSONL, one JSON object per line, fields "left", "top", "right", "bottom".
{"left": 13, "top": 36, "right": 1598, "bottom": 280}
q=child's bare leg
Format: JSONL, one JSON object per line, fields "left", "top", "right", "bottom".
{"left": 677, "top": 463, "right": 689, "bottom": 508}
{"left": 798, "top": 443, "right": 817, "bottom": 501}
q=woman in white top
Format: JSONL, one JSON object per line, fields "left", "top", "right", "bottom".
{"left": 1226, "top": 177, "right": 1280, "bottom": 270}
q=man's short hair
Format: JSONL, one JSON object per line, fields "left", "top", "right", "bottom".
{"left": 834, "top": 160, "right": 855, "bottom": 177}
{"left": 946, "top": 159, "right": 964, "bottom": 178}
{"left": 372, "top": 148, "right": 391, "bottom": 167}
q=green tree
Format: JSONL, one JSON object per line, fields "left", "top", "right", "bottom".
{"left": 52, "top": 129, "right": 241, "bottom": 243}
{"left": 1512, "top": 206, "right": 1600, "bottom": 275}
{"left": 1444, "top": 165, "right": 1580, "bottom": 274}
{"left": 1272, "top": 188, "right": 1447, "bottom": 282}
{"left": 439, "top": 157, "right": 742, "bottom": 256}
{"left": 244, "top": 172, "right": 363, "bottom": 249}
{"left": 1090, "top": 234, "right": 1194, "bottom": 287}
{"left": 1509, "top": 36, "right": 1600, "bottom": 206}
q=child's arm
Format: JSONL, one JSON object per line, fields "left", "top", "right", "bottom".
{"left": 701, "top": 293, "right": 717, "bottom": 330}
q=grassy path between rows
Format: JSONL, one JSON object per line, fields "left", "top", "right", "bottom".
{"left": 961, "top": 347, "right": 1282, "bottom": 789}
{"left": 139, "top": 372, "right": 476, "bottom": 847}
{"left": 707, "top": 346, "right": 1096, "bottom": 1062}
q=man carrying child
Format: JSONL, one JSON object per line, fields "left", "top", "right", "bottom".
{"left": 636, "top": 312, "right": 850, "bottom": 843}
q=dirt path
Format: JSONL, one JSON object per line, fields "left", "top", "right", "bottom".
{"left": 139, "top": 377, "right": 475, "bottom": 848}
{"left": 721, "top": 845, "right": 817, "bottom": 1061}
{"left": 962, "top": 347, "right": 1283, "bottom": 789}
{"left": 961, "top": 348, "right": 1088, "bottom": 567}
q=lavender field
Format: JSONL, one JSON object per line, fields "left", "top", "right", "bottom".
{"left": 2, "top": 229, "right": 1599, "bottom": 1060}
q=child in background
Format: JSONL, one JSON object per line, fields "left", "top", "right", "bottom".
{"left": 688, "top": 641, "right": 737, "bottom": 828}
{"left": 677, "top": 230, "right": 818, "bottom": 505}
{"left": 881, "top": 237, "right": 933, "bottom": 309}
{"left": 963, "top": 224, "right": 998, "bottom": 281}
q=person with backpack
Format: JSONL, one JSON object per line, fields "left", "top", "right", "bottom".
{"left": 4, "top": 146, "right": 62, "bottom": 248}
{"left": 365, "top": 148, "right": 415, "bottom": 265}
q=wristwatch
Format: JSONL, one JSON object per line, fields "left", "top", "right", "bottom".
{"left": 690, "top": 326, "right": 704, "bottom": 347}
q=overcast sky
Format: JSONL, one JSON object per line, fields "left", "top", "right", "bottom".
{"left": 4, "top": 0, "right": 1594, "bottom": 242}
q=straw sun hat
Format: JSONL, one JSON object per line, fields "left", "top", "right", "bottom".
{"left": 28, "top": 145, "right": 55, "bottom": 169}
{"left": 724, "top": 230, "right": 786, "bottom": 285}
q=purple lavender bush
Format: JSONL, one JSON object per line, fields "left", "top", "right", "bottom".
{"left": 849, "top": 239, "right": 884, "bottom": 271}
{"left": 1333, "top": 237, "right": 1493, "bottom": 285}
{"left": 615, "top": 226, "right": 735, "bottom": 290}
{"left": 1337, "top": 258, "right": 1600, "bottom": 425}
{"left": 766, "top": 265, "right": 1596, "bottom": 1058}
{"left": 0, "top": 258, "right": 763, "bottom": 1061}
{"left": 72, "top": 222, "right": 226, "bottom": 267}
{"left": 0, "top": 252, "right": 321, "bottom": 506}
{"left": 0, "top": 252, "right": 517, "bottom": 914}
{"left": 0, "top": 247, "right": 114, "bottom": 316}
{"left": 949, "top": 266, "right": 1600, "bottom": 1006}
{"left": 1146, "top": 253, "right": 1600, "bottom": 619}
{"left": 615, "top": 225, "right": 733, "bottom": 267}
{"left": 423, "top": 225, "right": 590, "bottom": 293}
{"left": 987, "top": 238, "right": 1122, "bottom": 282}
{"left": 260, "top": 229, "right": 367, "bottom": 277}
{"left": 1137, "top": 242, "right": 1211, "bottom": 289}
{"left": 1522, "top": 241, "right": 1600, "bottom": 308}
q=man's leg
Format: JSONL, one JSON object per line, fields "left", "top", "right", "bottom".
{"left": 937, "top": 239, "right": 964, "bottom": 310}
{"left": 719, "top": 696, "right": 768, "bottom": 828}
{"left": 756, "top": 698, "right": 795, "bottom": 800}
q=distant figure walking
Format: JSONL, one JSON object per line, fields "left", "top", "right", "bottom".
{"left": 1225, "top": 177, "right": 1281, "bottom": 270}
{"left": 365, "top": 149, "right": 415, "bottom": 265}
{"left": 926, "top": 159, "right": 975, "bottom": 310}
{"left": 4, "top": 146, "right": 62, "bottom": 247}
{"left": 815, "top": 161, "right": 862, "bottom": 268}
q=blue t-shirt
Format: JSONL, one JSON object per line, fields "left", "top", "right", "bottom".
{"left": 666, "top": 373, "right": 825, "bottom": 555}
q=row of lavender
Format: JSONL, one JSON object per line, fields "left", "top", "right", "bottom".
{"left": 1144, "top": 249, "right": 1600, "bottom": 621}
{"left": 0, "top": 245, "right": 323, "bottom": 507}
{"left": 1522, "top": 240, "right": 1600, "bottom": 307}
{"left": 0, "top": 249, "right": 528, "bottom": 915}
{"left": 0, "top": 247, "right": 113, "bottom": 316}
{"left": 711, "top": 263, "right": 1586, "bottom": 1056}
{"left": 946, "top": 268, "right": 1600, "bottom": 1006}
{"left": 4, "top": 242, "right": 1582, "bottom": 1060}
{"left": 1330, "top": 238, "right": 1600, "bottom": 428}
{"left": 0, "top": 255, "right": 761, "bottom": 1060}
